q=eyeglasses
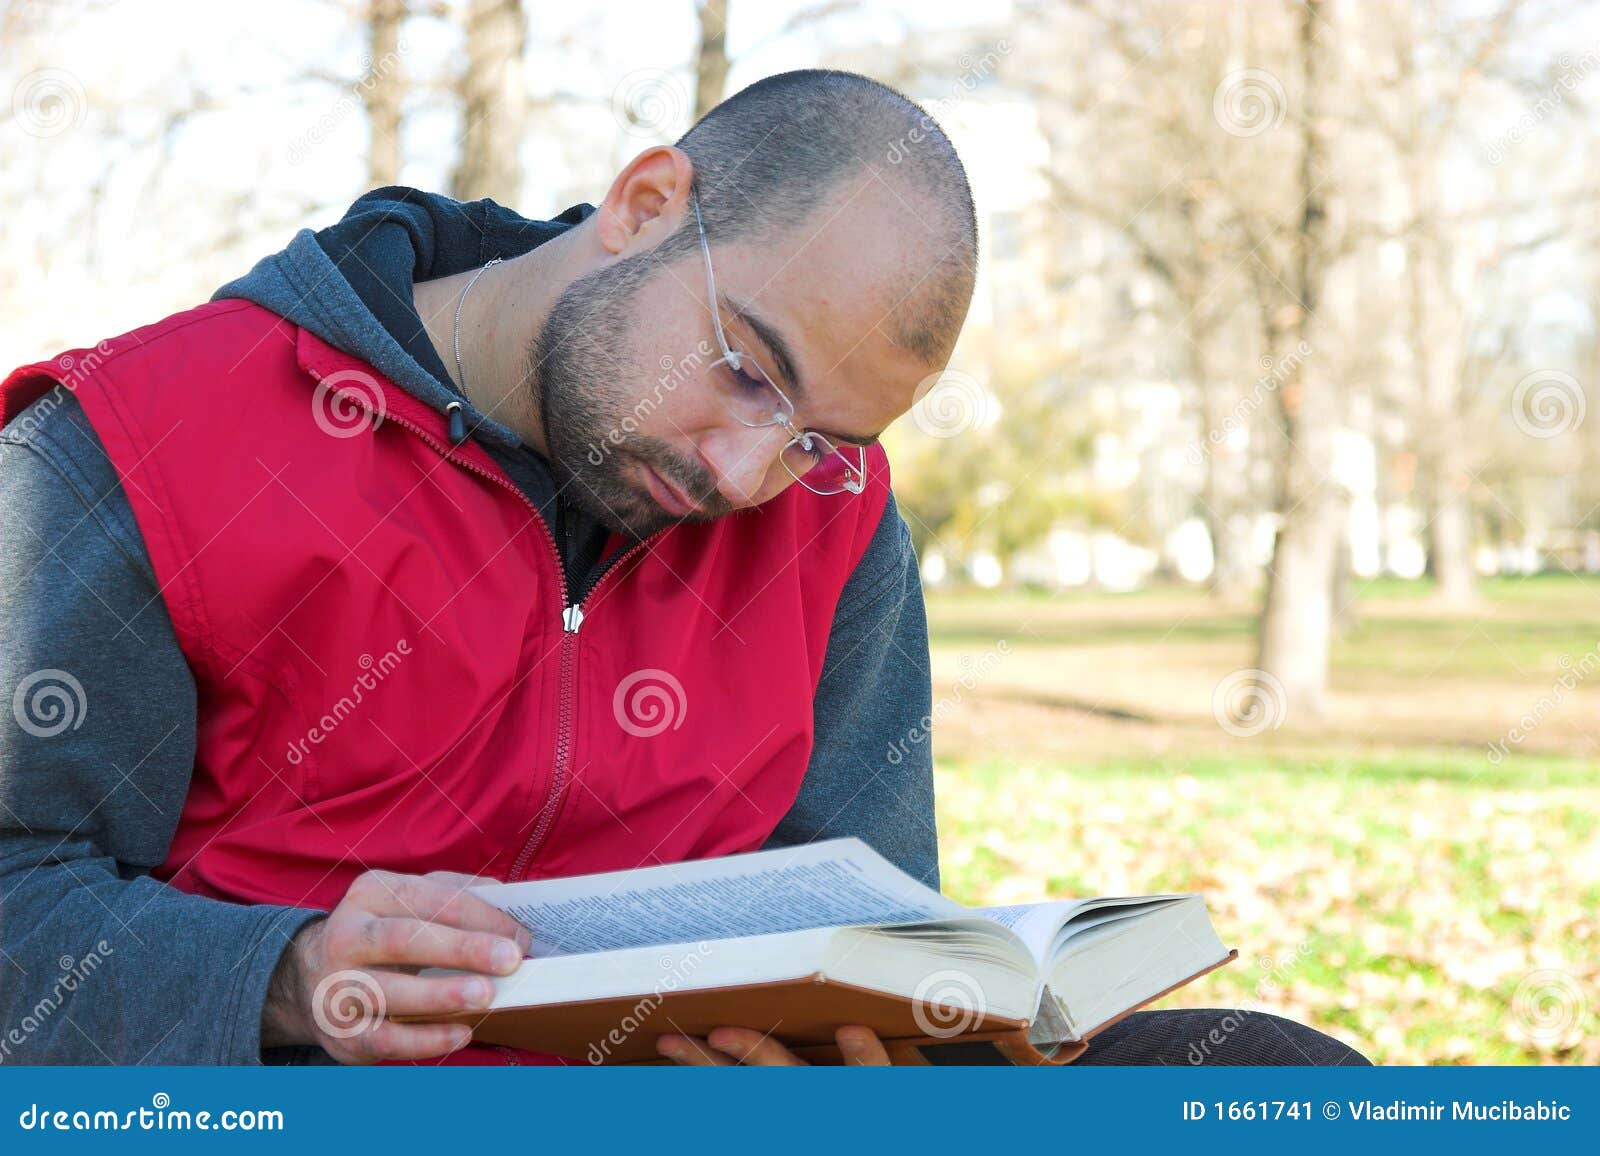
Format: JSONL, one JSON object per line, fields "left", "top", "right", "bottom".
{"left": 691, "top": 190, "right": 866, "bottom": 497}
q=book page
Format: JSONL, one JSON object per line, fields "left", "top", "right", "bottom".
{"left": 975, "top": 901, "right": 1090, "bottom": 963}
{"left": 976, "top": 895, "right": 1196, "bottom": 964}
{"left": 475, "top": 838, "right": 967, "bottom": 957}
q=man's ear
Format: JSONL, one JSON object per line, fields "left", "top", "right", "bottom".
{"left": 595, "top": 146, "right": 695, "bottom": 258}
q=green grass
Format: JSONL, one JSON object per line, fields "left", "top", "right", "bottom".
{"left": 931, "top": 580, "right": 1600, "bottom": 681}
{"left": 925, "top": 575, "right": 1600, "bottom": 1065}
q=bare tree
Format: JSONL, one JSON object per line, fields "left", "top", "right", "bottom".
{"left": 451, "top": 0, "right": 527, "bottom": 203}
{"left": 1253, "top": 0, "right": 1342, "bottom": 719}
{"left": 694, "top": 0, "right": 731, "bottom": 119}
{"left": 1018, "top": 2, "right": 1304, "bottom": 604}
{"left": 365, "top": 0, "right": 407, "bottom": 187}
{"left": 1368, "top": 2, "right": 1523, "bottom": 605}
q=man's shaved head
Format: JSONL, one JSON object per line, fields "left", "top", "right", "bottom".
{"left": 656, "top": 68, "right": 979, "bottom": 366}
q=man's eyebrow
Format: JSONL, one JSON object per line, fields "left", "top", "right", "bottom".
{"left": 722, "top": 293, "right": 882, "bottom": 448}
{"left": 724, "top": 294, "right": 803, "bottom": 396}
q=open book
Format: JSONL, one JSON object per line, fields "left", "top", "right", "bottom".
{"left": 395, "top": 839, "right": 1236, "bottom": 1064}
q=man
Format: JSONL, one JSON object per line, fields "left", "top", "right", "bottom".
{"left": 0, "top": 69, "right": 1366, "bottom": 1066}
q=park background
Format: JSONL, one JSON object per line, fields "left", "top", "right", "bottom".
{"left": 2, "top": 0, "right": 1596, "bottom": 1063}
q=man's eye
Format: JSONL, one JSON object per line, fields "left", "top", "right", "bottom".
{"left": 727, "top": 365, "right": 768, "bottom": 395}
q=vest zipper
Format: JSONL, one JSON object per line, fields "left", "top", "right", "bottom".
{"left": 507, "top": 531, "right": 659, "bottom": 881}
{"left": 373, "top": 406, "right": 663, "bottom": 881}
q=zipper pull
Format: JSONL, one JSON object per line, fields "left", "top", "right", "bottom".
{"left": 562, "top": 604, "right": 584, "bottom": 633}
{"left": 445, "top": 400, "right": 467, "bottom": 445}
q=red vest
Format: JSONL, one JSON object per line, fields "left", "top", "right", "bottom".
{"left": 1, "top": 299, "right": 890, "bottom": 1063}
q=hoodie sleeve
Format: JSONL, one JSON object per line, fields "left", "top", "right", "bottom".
{"left": 763, "top": 491, "right": 942, "bottom": 890}
{"left": 0, "top": 393, "right": 324, "bottom": 1064}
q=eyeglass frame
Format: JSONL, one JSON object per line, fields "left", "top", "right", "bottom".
{"left": 689, "top": 189, "right": 867, "bottom": 497}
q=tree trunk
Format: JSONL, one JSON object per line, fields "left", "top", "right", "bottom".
{"left": 1331, "top": 521, "right": 1360, "bottom": 633}
{"left": 1197, "top": 347, "right": 1254, "bottom": 602}
{"left": 1424, "top": 459, "right": 1478, "bottom": 603}
{"left": 694, "top": 0, "right": 731, "bottom": 121}
{"left": 1404, "top": 156, "right": 1477, "bottom": 606}
{"left": 1254, "top": 0, "right": 1341, "bottom": 722}
{"left": 1203, "top": 505, "right": 1254, "bottom": 603}
{"left": 364, "top": 0, "right": 405, "bottom": 188}
{"left": 451, "top": 0, "right": 527, "bottom": 205}
{"left": 1256, "top": 407, "right": 1342, "bottom": 719}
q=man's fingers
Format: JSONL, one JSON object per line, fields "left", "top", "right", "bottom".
{"left": 348, "top": 871, "right": 532, "bottom": 951}
{"left": 334, "top": 1020, "right": 474, "bottom": 1064}
{"left": 424, "top": 869, "right": 503, "bottom": 889}
{"left": 335, "top": 915, "right": 525, "bottom": 974}
{"left": 656, "top": 1034, "right": 736, "bottom": 1065}
{"left": 420, "top": 871, "right": 533, "bottom": 947}
{"left": 835, "top": 1024, "right": 892, "bottom": 1065}
{"left": 656, "top": 1027, "right": 892, "bottom": 1065}
{"left": 704, "top": 1027, "right": 807, "bottom": 1066}
{"left": 371, "top": 970, "right": 499, "bottom": 1018}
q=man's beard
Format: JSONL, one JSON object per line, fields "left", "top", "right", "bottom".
{"left": 524, "top": 256, "right": 728, "bottom": 539}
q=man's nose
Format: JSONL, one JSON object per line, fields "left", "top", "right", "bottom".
{"left": 698, "top": 423, "right": 792, "bottom": 507}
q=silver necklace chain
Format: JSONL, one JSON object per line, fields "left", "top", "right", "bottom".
{"left": 452, "top": 255, "right": 502, "bottom": 395}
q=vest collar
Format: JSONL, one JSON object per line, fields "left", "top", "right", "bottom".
{"left": 293, "top": 324, "right": 507, "bottom": 478}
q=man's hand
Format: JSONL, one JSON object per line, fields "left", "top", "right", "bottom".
{"left": 261, "top": 869, "right": 532, "bottom": 1064}
{"left": 655, "top": 1025, "right": 893, "bottom": 1065}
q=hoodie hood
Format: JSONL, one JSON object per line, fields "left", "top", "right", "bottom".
{"left": 212, "top": 185, "right": 594, "bottom": 451}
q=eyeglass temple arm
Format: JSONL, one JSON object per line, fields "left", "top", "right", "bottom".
{"left": 691, "top": 191, "right": 739, "bottom": 370}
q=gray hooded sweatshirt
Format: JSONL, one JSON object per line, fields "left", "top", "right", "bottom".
{"left": 0, "top": 186, "right": 937, "bottom": 1065}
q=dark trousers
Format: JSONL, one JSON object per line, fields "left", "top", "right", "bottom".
{"left": 921, "top": 1008, "right": 1372, "bottom": 1065}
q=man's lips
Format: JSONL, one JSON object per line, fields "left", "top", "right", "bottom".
{"left": 641, "top": 463, "right": 699, "bottom": 516}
